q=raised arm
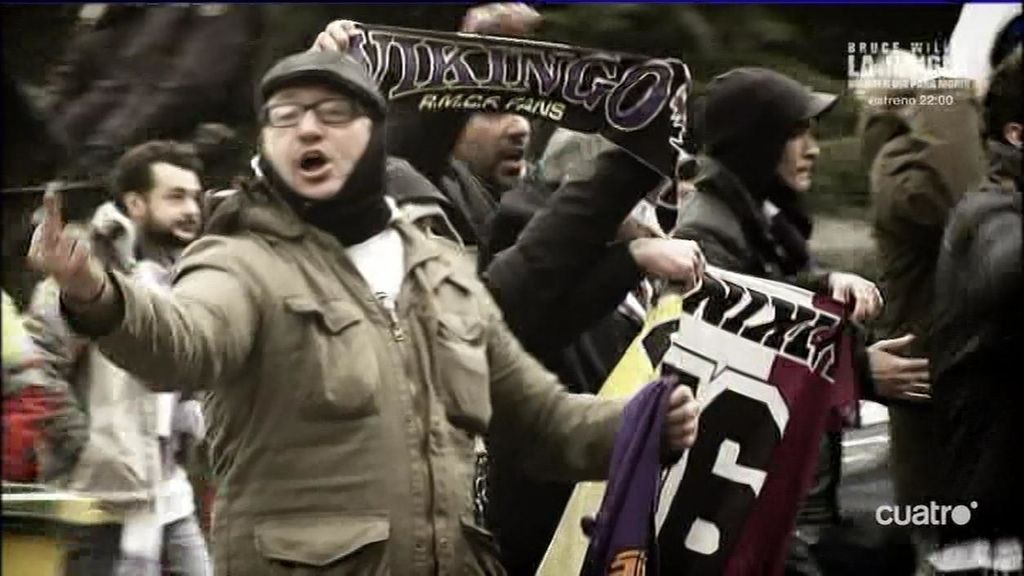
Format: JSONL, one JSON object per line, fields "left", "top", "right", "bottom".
{"left": 27, "top": 192, "right": 259, "bottom": 394}
{"left": 481, "top": 291, "right": 625, "bottom": 482}
{"left": 485, "top": 147, "right": 664, "bottom": 340}
{"left": 312, "top": 4, "right": 542, "bottom": 185}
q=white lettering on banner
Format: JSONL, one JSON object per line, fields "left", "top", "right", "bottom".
{"left": 655, "top": 345, "right": 789, "bottom": 556}
{"left": 712, "top": 440, "right": 766, "bottom": 496}
{"left": 684, "top": 518, "right": 721, "bottom": 556}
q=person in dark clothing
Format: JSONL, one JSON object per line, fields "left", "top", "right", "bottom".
{"left": 672, "top": 67, "right": 933, "bottom": 574}
{"left": 314, "top": 6, "right": 539, "bottom": 251}
{"left": 478, "top": 125, "right": 714, "bottom": 574}
{"left": 675, "top": 68, "right": 841, "bottom": 292}
{"left": 928, "top": 49, "right": 1022, "bottom": 575}
{"left": 43, "top": 4, "right": 260, "bottom": 181}
{"left": 858, "top": 49, "right": 988, "bottom": 572}
{"left": 386, "top": 105, "right": 507, "bottom": 247}
{"left": 484, "top": 143, "right": 710, "bottom": 576}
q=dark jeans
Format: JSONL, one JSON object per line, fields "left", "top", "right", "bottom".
{"left": 65, "top": 524, "right": 120, "bottom": 576}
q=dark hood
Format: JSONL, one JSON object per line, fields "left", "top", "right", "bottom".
{"left": 987, "top": 139, "right": 1023, "bottom": 193}
{"left": 700, "top": 68, "right": 834, "bottom": 245}
{"left": 694, "top": 156, "right": 817, "bottom": 277}
{"left": 703, "top": 67, "right": 836, "bottom": 199}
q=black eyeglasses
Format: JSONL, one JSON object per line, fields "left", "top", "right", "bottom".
{"left": 262, "top": 97, "right": 365, "bottom": 128}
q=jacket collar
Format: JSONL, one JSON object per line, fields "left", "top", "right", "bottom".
{"left": 205, "top": 182, "right": 473, "bottom": 292}
{"left": 394, "top": 219, "right": 476, "bottom": 293}
{"left": 696, "top": 157, "right": 775, "bottom": 241}
{"left": 987, "top": 139, "right": 1022, "bottom": 193}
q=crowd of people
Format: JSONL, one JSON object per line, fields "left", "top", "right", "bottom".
{"left": 2, "top": 3, "right": 1020, "bottom": 576}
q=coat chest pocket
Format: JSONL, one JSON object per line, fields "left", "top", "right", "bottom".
{"left": 434, "top": 313, "right": 492, "bottom": 434}
{"left": 283, "top": 296, "right": 381, "bottom": 419}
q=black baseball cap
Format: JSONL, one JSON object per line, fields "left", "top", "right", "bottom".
{"left": 256, "top": 50, "right": 387, "bottom": 119}
{"left": 703, "top": 67, "right": 837, "bottom": 156}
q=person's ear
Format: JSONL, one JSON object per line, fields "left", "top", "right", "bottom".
{"left": 122, "top": 191, "right": 147, "bottom": 220}
{"left": 1004, "top": 122, "right": 1023, "bottom": 148}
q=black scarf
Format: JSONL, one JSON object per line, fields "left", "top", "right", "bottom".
{"left": 762, "top": 177, "right": 814, "bottom": 276}
{"left": 705, "top": 159, "right": 815, "bottom": 278}
{"left": 260, "top": 121, "right": 391, "bottom": 247}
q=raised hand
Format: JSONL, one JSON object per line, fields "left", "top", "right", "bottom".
{"left": 27, "top": 190, "right": 106, "bottom": 303}
{"left": 310, "top": 19, "right": 361, "bottom": 54}
{"left": 461, "top": 3, "right": 542, "bottom": 36}
{"left": 828, "top": 271, "right": 884, "bottom": 323}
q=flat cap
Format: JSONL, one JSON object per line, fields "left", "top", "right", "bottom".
{"left": 257, "top": 50, "right": 387, "bottom": 118}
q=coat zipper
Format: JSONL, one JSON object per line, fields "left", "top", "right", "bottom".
{"left": 375, "top": 292, "right": 406, "bottom": 342}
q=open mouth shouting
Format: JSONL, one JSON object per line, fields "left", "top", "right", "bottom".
{"left": 497, "top": 146, "right": 527, "bottom": 179}
{"left": 297, "top": 149, "right": 332, "bottom": 181}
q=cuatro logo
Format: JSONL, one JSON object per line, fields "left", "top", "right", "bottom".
{"left": 875, "top": 501, "right": 978, "bottom": 527}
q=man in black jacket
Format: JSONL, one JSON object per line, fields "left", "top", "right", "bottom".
{"left": 928, "top": 49, "right": 1022, "bottom": 575}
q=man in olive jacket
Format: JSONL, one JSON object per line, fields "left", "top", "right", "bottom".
{"left": 861, "top": 62, "right": 986, "bottom": 513}
{"left": 27, "top": 49, "right": 701, "bottom": 576}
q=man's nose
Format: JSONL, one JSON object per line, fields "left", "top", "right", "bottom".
{"left": 183, "top": 197, "right": 202, "bottom": 221}
{"left": 296, "top": 109, "right": 325, "bottom": 139}
{"left": 504, "top": 115, "right": 530, "bottom": 144}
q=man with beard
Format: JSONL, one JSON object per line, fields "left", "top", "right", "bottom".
{"left": 27, "top": 141, "right": 210, "bottom": 576}
{"left": 313, "top": 4, "right": 540, "bottom": 249}
{"left": 26, "top": 49, "right": 703, "bottom": 575}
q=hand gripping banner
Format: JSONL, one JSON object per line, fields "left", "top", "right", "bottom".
{"left": 539, "top": 268, "right": 858, "bottom": 576}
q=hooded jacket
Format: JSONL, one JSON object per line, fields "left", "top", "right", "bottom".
{"left": 672, "top": 69, "right": 852, "bottom": 534}
{"left": 674, "top": 67, "right": 830, "bottom": 290}
{"left": 930, "top": 139, "right": 1023, "bottom": 544}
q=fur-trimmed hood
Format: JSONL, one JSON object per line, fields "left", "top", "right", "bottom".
{"left": 87, "top": 201, "right": 138, "bottom": 272}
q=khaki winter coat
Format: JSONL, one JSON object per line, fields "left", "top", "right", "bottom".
{"left": 74, "top": 184, "right": 623, "bottom": 575}
{"left": 862, "top": 91, "right": 987, "bottom": 508}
